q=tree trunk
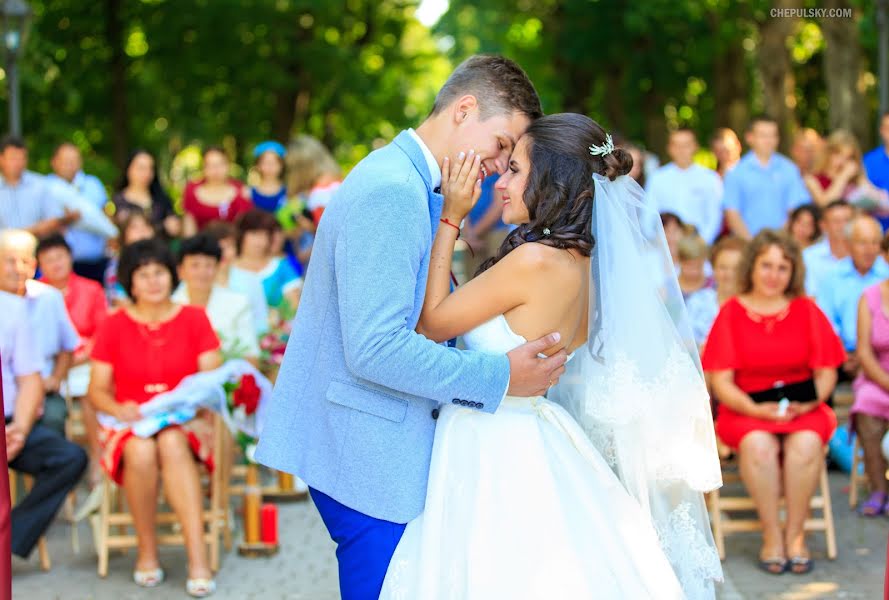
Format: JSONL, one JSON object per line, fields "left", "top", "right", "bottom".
{"left": 105, "top": 0, "right": 128, "bottom": 169}
{"left": 755, "top": 0, "right": 801, "bottom": 153}
{"left": 821, "top": 0, "right": 870, "bottom": 146}
{"left": 712, "top": 32, "right": 750, "bottom": 137}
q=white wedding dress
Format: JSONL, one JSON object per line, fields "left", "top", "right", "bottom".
{"left": 379, "top": 315, "right": 694, "bottom": 600}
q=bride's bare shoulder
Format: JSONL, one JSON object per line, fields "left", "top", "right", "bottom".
{"left": 496, "top": 242, "right": 588, "bottom": 277}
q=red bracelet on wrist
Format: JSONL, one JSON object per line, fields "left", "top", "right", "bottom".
{"left": 439, "top": 217, "right": 461, "bottom": 236}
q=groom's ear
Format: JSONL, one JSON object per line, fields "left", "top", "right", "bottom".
{"left": 452, "top": 94, "right": 479, "bottom": 125}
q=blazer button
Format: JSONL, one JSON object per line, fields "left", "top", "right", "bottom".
{"left": 451, "top": 399, "right": 459, "bottom": 405}
{"left": 431, "top": 408, "right": 440, "bottom": 420}
{"left": 476, "top": 402, "right": 484, "bottom": 409}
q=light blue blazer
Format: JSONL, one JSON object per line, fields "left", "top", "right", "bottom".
{"left": 255, "top": 131, "right": 510, "bottom": 524}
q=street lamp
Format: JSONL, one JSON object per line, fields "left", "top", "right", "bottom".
{"left": 1, "top": 0, "right": 31, "bottom": 136}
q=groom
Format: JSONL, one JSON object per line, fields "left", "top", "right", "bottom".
{"left": 256, "top": 55, "right": 566, "bottom": 599}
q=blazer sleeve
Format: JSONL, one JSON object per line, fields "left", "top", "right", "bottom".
{"left": 334, "top": 180, "right": 509, "bottom": 412}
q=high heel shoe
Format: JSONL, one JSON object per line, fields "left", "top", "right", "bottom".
{"left": 186, "top": 577, "right": 216, "bottom": 597}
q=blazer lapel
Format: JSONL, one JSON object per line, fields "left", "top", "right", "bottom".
{"left": 392, "top": 131, "right": 444, "bottom": 236}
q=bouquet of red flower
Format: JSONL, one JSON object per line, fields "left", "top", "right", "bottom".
{"left": 224, "top": 373, "right": 263, "bottom": 461}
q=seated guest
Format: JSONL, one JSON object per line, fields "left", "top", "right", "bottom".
{"left": 182, "top": 147, "right": 253, "bottom": 236}
{"left": 645, "top": 128, "right": 724, "bottom": 243}
{"left": 686, "top": 236, "right": 746, "bottom": 348}
{"left": 203, "top": 221, "right": 269, "bottom": 335}
{"left": 0, "top": 231, "right": 79, "bottom": 435}
{"left": 805, "top": 129, "right": 889, "bottom": 211}
{"left": 88, "top": 239, "right": 220, "bottom": 596}
{"left": 112, "top": 149, "right": 180, "bottom": 240}
{"left": 864, "top": 111, "right": 889, "bottom": 194}
{"left": 36, "top": 233, "right": 107, "bottom": 482}
{"left": 851, "top": 232, "right": 889, "bottom": 515}
{"left": 710, "top": 127, "right": 742, "bottom": 178}
{"left": 816, "top": 215, "right": 888, "bottom": 379}
{"left": 790, "top": 128, "right": 824, "bottom": 177}
{"left": 104, "top": 212, "right": 156, "bottom": 307}
{"left": 47, "top": 142, "right": 115, "bottom": 282}
{"left": 249, "top": 141, "right": 288, "bottom": 213}
{"left": 285, "top": 135, "right": 342, "bottom": 225}
{"left": 803, "top": 200, "right": 853, "bottom": 296}
{"left": 677, "top": 233, "right": 713, "bottom": 299}
{"left": 0, "top": 136, "right": 80, "bottom": 237}
{"left": 0, "top": 235, "right": 87, "bottom": 560}
{"left": 232, "top": 210, "right": 302, "bottom": 311}
{"left": 786, "top": 204, "right": 821, "bottom": 251}
{"left": 173, "top": 234, "right": 260, "bottom": 364}
{"left": 723, "top": 116, "right": 811, "bottom": 239}
{"left": 703, "top": 229, "right": 844, "bottom": 575}
{"left": 661, "top": 212, "right": 687, "bottom": 267}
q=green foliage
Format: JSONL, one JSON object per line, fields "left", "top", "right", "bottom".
{"left": 7, "top": 0, "right": 449, "bottom": 183}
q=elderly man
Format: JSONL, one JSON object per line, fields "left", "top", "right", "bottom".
{"left": 816, "top": 215, "right": 889, "bottom": 378}
{"left": 47, "top": 142, "right": 115, "bottom": 283}
{"left": 803, "top": 200, "right": 854, "bottom": 296}
{"left": 0, "top": 137, "right": 80, "bottom": 237}
{"left": 0, "top": 230, "right": 80, "bottom": 435}
{"left": 0, "top": 230, "right": 87, "bottom": 560}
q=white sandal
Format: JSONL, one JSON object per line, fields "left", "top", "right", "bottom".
{"left": 133, "top": 567, "right": 164, "bottom": 587}
{"left": 186, "top": 577, "right": 216, "bottom": 597}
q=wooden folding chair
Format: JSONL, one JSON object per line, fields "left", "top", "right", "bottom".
{"left": 94, "top": 413, "right": 230, "bottom": 577}
{"left": 707, "top": 448, "right": 837, "bottom": 561}
{"left": 8, "top": 470, "right": 51, "bottom": 571}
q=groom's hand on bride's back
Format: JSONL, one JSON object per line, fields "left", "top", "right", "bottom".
{"left": 506, "top": 333, "right": 568, "bottom": 397}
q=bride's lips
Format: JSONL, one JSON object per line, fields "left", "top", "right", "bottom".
{"left": 502, "top": 195, "right": 511, "bottom": 207}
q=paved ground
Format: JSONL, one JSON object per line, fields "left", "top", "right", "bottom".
{"left": 10, "top": 467, "right": 888, "bottom": 599}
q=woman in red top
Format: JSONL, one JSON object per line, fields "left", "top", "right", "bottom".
{"left": 183, "top": 146, "right": 253, "bottom": 235}
{"left": 703, "top": 229, "right": 844, "bottom": 576}
{"left": 37, "top": 233, "right": 108, "bottom": 484}
{"left": 88, "top": 239, "right": 220, "bottom": 597}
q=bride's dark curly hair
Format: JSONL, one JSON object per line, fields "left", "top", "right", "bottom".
{"left": 476, "top": 113, "right": 633, "bottom": 275}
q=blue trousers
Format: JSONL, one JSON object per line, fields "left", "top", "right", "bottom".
{"left": 310, "top": 488, "right": 406, "bottom": 600}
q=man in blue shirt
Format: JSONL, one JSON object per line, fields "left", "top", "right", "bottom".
{"left": 724, "top": 116, "right": 811, "bottom": 238}
{"left": 816, "top": 215, "right": 888, "bottom": 379}
{"left": 0, "top": 230, "right": 87, "bottom": 560}
{"left": 803, "top": 200, "right": 852, "bottom": 295}
{"left": 47, "top": 142, "right": 115, "bottom": 282}
{"left": 864, "top": 111, "right": 889, "bottom": 193}
{"left": 0, "top": 137, "right": 80, "bottom": 237}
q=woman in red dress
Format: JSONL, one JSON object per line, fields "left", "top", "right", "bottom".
{"left": 183, "top": 146, "right": 253, "bottom": 235}
{"left": 703, "top": 229, "right": 844, "bottom": 576}
{"left": 88, "top": 239, "right": 220, "bottom": 597}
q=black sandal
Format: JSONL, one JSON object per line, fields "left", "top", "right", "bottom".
{"left": 788, "top": 556, "right": 813, "bottom": 575}
{"left": 757, "top": 557, "right": 788, "bottom": 575}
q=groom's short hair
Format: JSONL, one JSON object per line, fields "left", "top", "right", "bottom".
{"left": 430, "top": 55, "right": 542, "bottom": 121}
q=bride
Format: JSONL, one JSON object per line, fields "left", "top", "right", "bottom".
{"left": 379, "top": 113, "right": 723, "bottom": 599}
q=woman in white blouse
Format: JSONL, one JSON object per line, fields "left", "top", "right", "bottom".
{"left": 173, "top": 234, "right": 260, "bottom": 364}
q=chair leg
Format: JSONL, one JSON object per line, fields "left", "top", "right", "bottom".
{"left": 97, "top": 477, "right": 111, "bottom": 578}
{"left": 821, "top": 464, "right": 838, "bottom": 560}
{"left": 707, "top": 490, "right": 726, "bottom": 561}
{"left": 850, "top": 436, "right": 862, "bottom": 509}
{"left": 37, "top": 538, "right": 51, "bottom": 571}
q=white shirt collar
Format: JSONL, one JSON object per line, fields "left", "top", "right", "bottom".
{"left": 408, "top": 128, "right": 442, "bottom": 190}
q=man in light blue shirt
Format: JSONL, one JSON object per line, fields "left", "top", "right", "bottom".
{"left": 645, "top": 128, "right": 723, "bottom": 243}
{"left": 47, "top": 142, "right": 115, "bottom": 282}
{"left": 0, "top": 255, "right": 87, "bottom": 560}
{"left": 724, "top": 116, "right": 811, "bottom": 238}
{"left": 0, "top": 230, "right": 79, "bottom": 434}
{"left": 803, "top": 200, "right": 852, "bottom": 295}
{"left": 0, "top": 137, "right": 79, "bottom": 237}
{"left": 816, "top": 216, "right": 888, "bottom": 378}
{"left": 864, "top": 111, "right": 889, "bottom": 193}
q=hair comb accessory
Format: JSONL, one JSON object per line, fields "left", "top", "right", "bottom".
{"left": 589, "top": 133, "right": 614, "bottom": 157}
{"left": 543, "top": 227, "right": 551, "bottom": 237}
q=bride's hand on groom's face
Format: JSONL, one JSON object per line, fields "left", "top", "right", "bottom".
{"left": 441, "top": 149, "right": 483, "bottom": 222}
{"left": 506, "top": 333, "right": 568, "bottom": 397}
